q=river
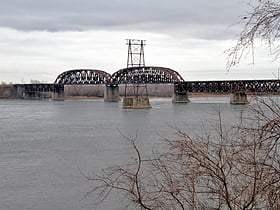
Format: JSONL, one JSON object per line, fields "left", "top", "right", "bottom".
{"left": 0, "top": 97, "right": 256, "bottom": 209}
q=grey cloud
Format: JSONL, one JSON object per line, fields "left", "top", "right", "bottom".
{"left": 0, "top": 0, "right": 248, "bottom": 39}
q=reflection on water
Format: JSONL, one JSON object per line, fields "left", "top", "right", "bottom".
{"left": 0, "top": 97, "right": 256, "bottom": 209}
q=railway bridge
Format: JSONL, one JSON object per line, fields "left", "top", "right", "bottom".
{"left": 14, "top": 67, "right": 280, "bottom": 105}
{"left": 15, "top": 66, "right": 189, "bottom": 103}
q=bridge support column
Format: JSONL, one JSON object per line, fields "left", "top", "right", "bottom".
{"left": 23, "top": 91, "right": 40, "bottom": 99}
{"left": 123, "top": 96, "right": 151, "bottom": 109}
{"left": 104, "top": 85, "right": 120, "bottom": 102}
{"left": 230, "top": 91, "right": 248, "bottom": 105}
{"left": 52, "top": 92, "right": 64, "bottom": 100}
{"left": 52, "top": 84, "right": 64, "bottom": 100}
{"left": 173, "top": 82, "right": 189, "bottom": 103}
{"left": 172, "top": 93, "right": 190, "bottom": 103}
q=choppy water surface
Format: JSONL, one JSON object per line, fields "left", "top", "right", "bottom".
{"left": 0, "top": 97, "right": 253, "bottom": 209}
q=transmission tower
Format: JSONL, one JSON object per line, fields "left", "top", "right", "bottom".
{"left": 126, "top": 39, "right": 146, "bottom": 68}
{"left": 123, "top": 39, "right": 150, "bottom": 108}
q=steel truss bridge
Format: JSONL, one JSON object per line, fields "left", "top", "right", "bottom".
{"left": 177, "top": 80, "right": 280, "bottom": 94}
{"left": 15, "top": 67, "right": 280, "bottom": 97}
{"left": 54, "top": 69, "right": 111, "bottom": 85}
{"left": 53, "top": 67, "right": 184, "bottom": 85}
{"left": 108, "top": 66, "right": 184, "bottom": 85}
{"left": 15, "top": 83, "right": 64, "bottom": 92}
{"left": 15, "top": 67, "right": 185, "bottom": 96}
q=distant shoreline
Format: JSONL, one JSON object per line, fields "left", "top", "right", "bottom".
{"left": 1, "top": 91, "right": 280, "bottom": 100}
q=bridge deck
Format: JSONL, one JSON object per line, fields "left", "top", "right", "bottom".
{"left": 175, "top": 80, "right": 280, "bottom": 94}
{"left": 14, "top": 84, "right": 64, "bottom": 92}
{"left": 14, "top": 79, "right": 280, "bottom": 98}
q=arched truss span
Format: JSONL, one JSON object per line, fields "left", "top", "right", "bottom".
{"left": 54, "top": 69, "right": 111, "bottom": 85}
{"left": 109, "top": 66, "right": 185, "bottom": 85}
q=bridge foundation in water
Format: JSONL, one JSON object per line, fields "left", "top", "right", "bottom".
{"left": 172, "top": 82, "right": 189, "bottom": 103}
{"left": 52, "top": 84, "right": 65, "bottom": 100}
{"left": 122, "top": 96, "right": 151, "bottom": 109}
{"left": 230, "top": 92, "right": 248, "bottom": 105}
{"left": 104, "top": 85, "right": 120, "bottom": 102}
{"left": 172, "top": 93, "right": 190, "bottom": 103}
{"left": 52, "top": 92, "right": 65, "bottom": 100}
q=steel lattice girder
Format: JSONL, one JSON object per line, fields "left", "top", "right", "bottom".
{"left": 181, "top": 80, "right": 280, "bottom": 93}
{"left": 54, "top": 69, "right": 111, "bottom": 85}
{"left": 108, "top": 66, "right": 185, "bottom": 85}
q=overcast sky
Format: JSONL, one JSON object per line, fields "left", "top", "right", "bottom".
{"left": 0, "top": 0, "right": 279, "bottom": 83}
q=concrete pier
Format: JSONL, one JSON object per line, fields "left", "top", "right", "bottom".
{"left": 104, "top": 85, "right": 120, "bottom": 102}
{"left": 52, "top": 84, "right": 65, "bottom": 100}
{"left": 172, "top": 93, "right": 190, "bottom": 103}
{"left": 122, "top": 96, "right": 151, "bottom": 109}
{"left": 230, "top": 92, "right": 248, "bottom": 105}
{"left": 23, "top": 91, "right": 38, "bottom": 99}
{"left": 52, "top": 92, "right": 65, "bottom": 100}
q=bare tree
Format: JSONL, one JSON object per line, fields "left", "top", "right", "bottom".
{"left": 82, "top": 1, "right": 280, "bottom": 208}
{"left": 84, "top": 99, "right": 280, "bottom": 209}
{"left": 227, "top": 0, "right": 280, "bottom": 69}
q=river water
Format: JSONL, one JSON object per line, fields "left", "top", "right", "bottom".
{"left": 0, "top": 97, "right": 256, "bottom": 209}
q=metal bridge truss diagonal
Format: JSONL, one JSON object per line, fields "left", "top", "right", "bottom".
{"left": 108, "top": 66, "right": 185, "bottom": 85}
{"left": 184, "top": 80, "right": 280, "bottom": 93}
{"left": 53, "top": 67, "right": 185, "bottom": 86}
{"left": 54, "top": 69, "right": 111, "bottom": 85}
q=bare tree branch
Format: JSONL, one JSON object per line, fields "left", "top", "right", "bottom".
{"left": 227, "top": 0, "right": 280, "bottom": 69}
{"left": 83, "top": 97, "right": 280, "bottom": 209}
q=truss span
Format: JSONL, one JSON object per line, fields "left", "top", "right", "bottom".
{"left": 108, "top": 66, "right": 185, "bottom": 85}
{"left": 54, "top": 69, "right": 111, "bottom": 85}
{"left": 178, "top": 80, "right": 280, "bottom": 93}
